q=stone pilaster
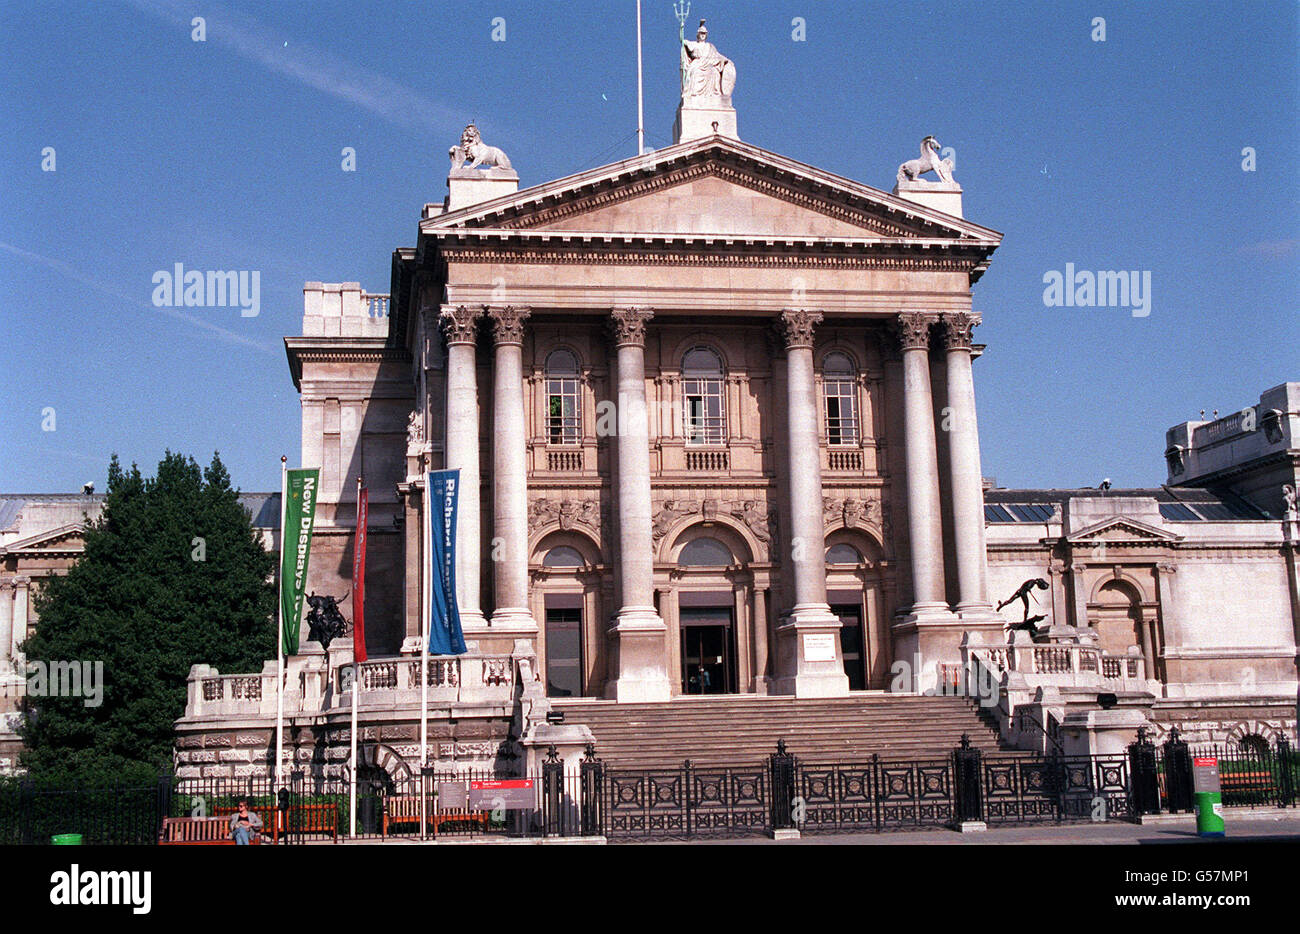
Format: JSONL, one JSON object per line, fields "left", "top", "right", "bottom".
{"left": 487, "top": 306, "right": 538, "bottom": 635}
{"left": 940, "top": 313, "right": 998, "bottom": 623}
{"left": 439, "top": 305, "right": 487, "bottom": 631}
{"left": 605, "top": 308, "right": 671, "bottom": 702}
{"left": 771, "top": 310, "right": 850, "bottom": 697}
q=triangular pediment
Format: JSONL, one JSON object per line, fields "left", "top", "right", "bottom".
{"left": 1066, "top": 517, "right": 1181, "bottom": 545}
{"left": 1, "top": 524, "right": 86, "bottom": 555}
{"left": 423, "top": 135, "right": 1001, "bottom": 246}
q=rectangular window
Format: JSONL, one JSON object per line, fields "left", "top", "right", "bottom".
{"left": 823, "top": 379, "right": 859, "bottom": 444}
{"left": 547, "top": 377, "right": 580, "bottom": 445}
{"left": 683, "top": 377, "right": 725, "bottom": 445}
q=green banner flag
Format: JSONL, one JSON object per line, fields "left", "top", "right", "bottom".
{"left": 280, "top": 468, "right": 320, "bottom": 656}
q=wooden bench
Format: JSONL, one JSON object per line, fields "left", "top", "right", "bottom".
{"left": 213, "top": 804, "right": 339, "bottom": 843}
{"left": 159, "top": 816, "right": 263, "bottom": 845}
{"left": 1219, "top": 771, "right": 1277, "bottom": 800}
{"left": 381, "top": 795, "right": 491, "bottom": 838}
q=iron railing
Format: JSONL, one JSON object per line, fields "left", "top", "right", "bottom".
{"left": 2, "top": 734, "right": 1294, "bottom": 844}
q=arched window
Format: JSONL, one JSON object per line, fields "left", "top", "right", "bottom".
{"left": 546, "top": 349, "right": 580, "bottom": 445}
{"left": 542, "top": 545, "right": 585, "bottom": 568}
{"left": 1238, "top": 733, "right": 1270, "bottom": 757}
{"left": 825, "top": 543, "right": 862, "bottom": 565}
{"left": 678, "top": 537, "right": 734, "bottom": 566}
{"left": 682, "top": 347, "right": 725, "bottom": 446}
{"left": 822, "top": 352, "right": 859, "bottom": 445}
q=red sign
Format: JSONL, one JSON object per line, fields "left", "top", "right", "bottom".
{"left": 1194, "top": 757, "right": 1217, "bottom": 767}
{"left": 470, "top": 779, "right": 534, "bottom": 790}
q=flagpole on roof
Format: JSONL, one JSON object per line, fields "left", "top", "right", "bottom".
{"left": 636, "top": 0, "right": 645, "bottom": 156}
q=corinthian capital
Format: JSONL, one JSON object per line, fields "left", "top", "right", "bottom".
{"left": 487, "top": 305, "right": 531, "bottom": 345}
{"left": 439, "top": 305, "right": 482, "bottom": 345}
{"left": 893, "top": 312, "right": 937, "bottom": 351}
{"left": 940, "top": 312, "right": 980, "bottom": 351}
{"left": 777, "top": 309, "right": 824, "bottom": 350}
{"left": 610, "top": 307, "right": 654, "bottom": 347}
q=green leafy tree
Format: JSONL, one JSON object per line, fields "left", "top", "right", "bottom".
{"left": 19, "top": 451, "right": 275, "bottom": 783}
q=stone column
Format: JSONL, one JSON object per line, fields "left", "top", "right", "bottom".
{"left": 772, "top": 310, "right": 850, "bottom": 697}
{"left": 605, "top": 308, "right": 671, "bottom": 702}
{"left": 896, "top": 313, "right": 948, "bottom": 615}
{"left": 439, "top": 305, "right": 487, "bottom": 631}
{"left": 10, "top": 579, "right": 28, "bottom": 670}
{"left": 487, "top": 306, "right": 538, "bottom": 635}
{"left": 0, "top": 581, "right": 12, "bottom": 677}
{"left": 941, "top": 313, "right": 998, "bottom": 620}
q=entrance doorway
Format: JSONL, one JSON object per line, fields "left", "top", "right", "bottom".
{"left": 831, "top": 603, "right": 866, "bottom": 691}
{"left": 680, "top": 607, "right": 736, "bottom": 694}
{"left": 544, "top": 606, "right": 583, "bottom": 698}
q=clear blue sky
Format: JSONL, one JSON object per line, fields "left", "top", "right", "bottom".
{"left": 2, "top": 0, "right": 1296, "bottom": 494}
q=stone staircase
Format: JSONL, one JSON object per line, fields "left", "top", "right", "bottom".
{"left": 550, "top": 694, "right": 1023, "bottom": 769}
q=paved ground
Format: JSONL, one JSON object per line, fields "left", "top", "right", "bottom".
{"left": 670, "top": 813, "right": 1300, "bottom": 845}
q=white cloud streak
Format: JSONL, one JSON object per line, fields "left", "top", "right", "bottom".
{"left": 121, "top": 0, "right": 460, "bottom": 132}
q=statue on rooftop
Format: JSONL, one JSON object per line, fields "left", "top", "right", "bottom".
{"left": 680, "top": 19, "right": 736, "bottom": 101}
{"left": 897, "top": 136, "right": 956, "bottom": 187}
{"left": 449, "top": 124, "right": 512, "bottom": 171}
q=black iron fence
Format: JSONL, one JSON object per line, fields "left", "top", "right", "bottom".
{"left": 1, "top": 733, "right": 1294, "bottom": 844}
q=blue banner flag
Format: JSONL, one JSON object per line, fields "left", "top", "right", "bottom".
{"left": 427, "top": 470, "right": 467, "bottom": 655}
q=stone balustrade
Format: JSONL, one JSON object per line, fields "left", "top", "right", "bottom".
{"left": 185, "top": 653, "right": 520, "bottom": 720}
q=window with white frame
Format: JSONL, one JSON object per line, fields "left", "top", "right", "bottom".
{"left": 682, "top": 346, "right": 726, "bottom": 446}
{"left": 546, "top": 349, "right": 581, "bottom": 445}
{"left": 822, "top": 352, "right": 859, "bottom": 445}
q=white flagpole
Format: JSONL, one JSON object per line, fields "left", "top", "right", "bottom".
{"left": 275, "top": 455, "right": 287, "bottom": 792}
{"left": 420, "top": 473, "right": 431, "bottom": 840}
{"left": 636, "top": 0, "right": 645, "bottom": 155}
{"left": 350, "top": 475, "right": 362, "bottom": 839}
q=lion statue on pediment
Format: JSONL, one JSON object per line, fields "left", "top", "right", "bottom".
{"left": 449, "top": 124, "right": 512, "bottom": 171}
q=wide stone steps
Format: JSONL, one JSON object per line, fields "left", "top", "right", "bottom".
{"left": 551, "top": 694, "right": 1020, "bottom": 769}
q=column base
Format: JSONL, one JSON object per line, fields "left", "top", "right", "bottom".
{"left": 771, "top": 605, "right": 851, "bottom": 698}
{"left": 489, "top": 607, "right": 539, "bottom": 637}
{"left": 605, "top": 608, "right": 672, "bottom": 703}
{"left": 891, "top": 606, "right": 1002, "bottom": 694}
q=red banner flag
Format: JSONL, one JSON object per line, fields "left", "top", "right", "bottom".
{"left": 352, "top": 484, "right": 368, "bottom": 663}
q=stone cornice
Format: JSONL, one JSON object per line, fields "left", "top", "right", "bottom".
{"left": 435, "top": 232, "right": 994, "bottom": 273}
{"left": 284, "top": 337, "right": 412, "bottom": 390}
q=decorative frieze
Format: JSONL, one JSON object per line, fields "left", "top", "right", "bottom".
{"left": 528, "top": 497, "right": 601, "bottom": 535}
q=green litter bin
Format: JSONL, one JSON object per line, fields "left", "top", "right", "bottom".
{"left": 1192, "top": 756, "right": 1225, "bottom": 838}
{"left": 51, "top": 833, "right": 83, "bottom": 845}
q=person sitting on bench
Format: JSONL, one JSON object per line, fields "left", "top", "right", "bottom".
{"left": 228, "top": 798, "right": 264, "bottom": 845}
